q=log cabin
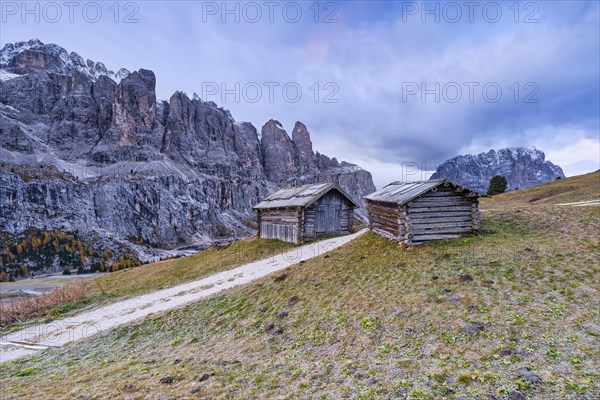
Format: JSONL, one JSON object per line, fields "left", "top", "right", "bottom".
{"left": 364, "top": 180, "right": 483, "bottom": 245}
{"left": 253, "top": 183, "right": 358, "bottom": 244}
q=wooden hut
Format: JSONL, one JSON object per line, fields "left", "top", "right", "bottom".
{"left": 253, "top": 183, "right": 358, "bottom": 244}
{"left": 364, "top": 180, "right": 482, "bottom": 245}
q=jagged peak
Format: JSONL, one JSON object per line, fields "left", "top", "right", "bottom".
{"left": 292, "top": 121, "right": 310, "bottom": 137}
{"left": 499, "top": 146, "right": 542, "bottom": 154}
{"left": 1, "top": 38, "right": 44, "bottom": 52}
{"left": 291, "top": 121, "right": 314, "bottom": 159}
{"left": 453, "top": 146, "right": 545, "bottom": 162}
{"left": 261, "top": 119, "right": 289, "bottom": 137}
{"left": 431, "top": 146, "right": 565, "bottom": 192}
{"left": 0, "top": 38, "right": 130, "bottom": 82}
{"left": 293, "top": 120, "right": 307, "bottom": 130}
{"left": 266, "top": 119, "right": 285, "bottom": 129}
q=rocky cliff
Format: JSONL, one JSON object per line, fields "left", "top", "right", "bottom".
{"left": 430, "top": 147, "right": 566, "bottom": 193}
{"left": 0, "top": 39, "right": 130, "bottom": 82}
{"left": 0, "top": 39, "right": 375, "bottom": 259}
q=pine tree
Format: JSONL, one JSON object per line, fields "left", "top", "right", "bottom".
{"left": 487, "top": 175, "right": 508, "bottom": 195}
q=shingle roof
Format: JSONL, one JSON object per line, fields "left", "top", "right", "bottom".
{"left": 364, "top": 180, "right": 482, "bottom": 205}
{"left": 253, "top": 183, "right": 358, "bottom": 209}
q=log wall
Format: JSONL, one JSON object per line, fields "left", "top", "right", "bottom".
{"left": 406, "top": 186, "right": 479, "bottom": 244}
{"left": 398, "top": 206, "right": 409, "bottom": 242}
{"left": 367, "top": 185, "right": 481, "bottom": 245}
{"left": 367, "top": 201, "right": 400, "bottom": 240}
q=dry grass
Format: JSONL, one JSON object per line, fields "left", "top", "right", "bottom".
{"left": 87, "top": 236, "right": 295, "bottom": 298}
{"left": 2, "top": 174, "right": 598, "bottom": 398}
{"left": 0, "top": 282, "right": 91, "bottom": 324}
{"left": 1, "top": 205, "right": 598, "bottom": 399}
{"left": 0, "top": 236, "right": 295, "bottom": 332}
{"left": 481, "top": 170, "right": 600, "bottom": 208}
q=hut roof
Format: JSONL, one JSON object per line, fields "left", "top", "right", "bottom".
{"left": 253, "top": 183, "right": 358, "bottom": 209}
{"left": 364, "top": 180, "right": 483, "bottom": 205}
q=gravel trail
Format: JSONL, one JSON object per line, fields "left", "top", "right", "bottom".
{"left": 0, "top": 229, "right": 366, "bottom": 363}
{"left": 557, "top": 200, "right": 600, "bottom": 206}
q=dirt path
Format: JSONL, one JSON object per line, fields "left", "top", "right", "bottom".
{"left": 0, "top": 229, "right": 367, "bottom": 364}
{"left": 557, "top": 200, "right": 600, "bottom": 206}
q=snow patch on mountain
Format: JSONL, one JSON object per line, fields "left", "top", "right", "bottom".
{"left": 430, "top": 147, "right": 566, "bottom": 193}
{"left": 0, "top": 39, "right": 130, "bottom": 82}
{"left": 0, "top": 70, "right": 20, "bottom": 81}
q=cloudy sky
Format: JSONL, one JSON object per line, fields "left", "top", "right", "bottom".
{"left": 2, "top": 0, "right": 598, "bottom": 187}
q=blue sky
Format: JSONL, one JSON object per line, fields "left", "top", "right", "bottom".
{"left": 1, "top": 0, "right": 598, "bottom": 187}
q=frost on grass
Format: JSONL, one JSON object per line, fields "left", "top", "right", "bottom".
{"left": 0, "top": 206, "right": 598, "bottom": 399}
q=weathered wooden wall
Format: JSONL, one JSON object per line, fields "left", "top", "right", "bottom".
{"left": 257, "top": 190, "right": 355, "bottom": 244}
{"left": 398, "top": 206, "right": 409, "bottom": 242}
{"left": 342, "top": 207, "right": 354, "bottom": 233}
{"left": 367, "top": 200, "right": 400, "bottom": 240}
{"left": 406, "top": 186, "right": 479, "bottom": 244}
{"left": 258, "top": 208, "right": 301, "bottom": 243}
{"left": 304, "top": 190, "right": 354, "bottom": 241}
{"left": 367, "top": 185, "right": 480, "bottom": 245}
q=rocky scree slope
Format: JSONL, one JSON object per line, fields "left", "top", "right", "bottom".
{"left": 0, "top": 39, "right": 375, "bottom": 257}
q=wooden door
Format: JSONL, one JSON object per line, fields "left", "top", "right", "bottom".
{"left": 316, "top": 204, "right": 341, "bottom": 235}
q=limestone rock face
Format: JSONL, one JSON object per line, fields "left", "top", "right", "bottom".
{"left": 0, "top": 38, "right": 130, "bottom": 81}
{"left": 110, "top": 69, "right": 157, "bottom": 144}
{"left": 292, "top": 121, "right": 316, "bottom": 173}
{"left": 92, "top": 75, "right": 118, "bottom": 135}
{"left": 260, "top": 119, "right": 298, "bottom": 184}
{"left": 0, "top": 70, "right": 65, "bottom": 115}
{"left": 260, "top": 120, "right": 375, "bottom": 218}
{"left": 431, "top": 147, "right": 566, "bottom": 192}
{"left": 0, "top": 167, "right": 254, "bottom": 247}
{"left": 162, "top": 91, "right": 264, "bottom": 181}
{"left": 48, "top": 70, "right": 103, "bottom": 158}
{"left": 0, "top": 39, "right": 375, "bottom": 254}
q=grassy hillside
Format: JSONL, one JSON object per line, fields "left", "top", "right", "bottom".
{"left": 481, "top": 170, "right": 600, "bottom": 208}
{"left": 0, "top": 236, "right": 295, "bottom": 331}
{"left": 1, "top": 205, "right": 598, "bottom": 399}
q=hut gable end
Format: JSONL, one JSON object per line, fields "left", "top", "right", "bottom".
{"left": 305, "top": 190, "right": 354, "bottom": 240}
{"left": 253, "top": 183, "right": 356, "bottom": 244}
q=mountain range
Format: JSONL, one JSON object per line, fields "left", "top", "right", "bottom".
{"left": 0, "top": 39, "right": 375, "bottom": 262}
{"left": 430, "top": 147, "right": 565, "bottom": 193}
{"left": 0, "top": 39, "right": 567, "bottom": 265}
